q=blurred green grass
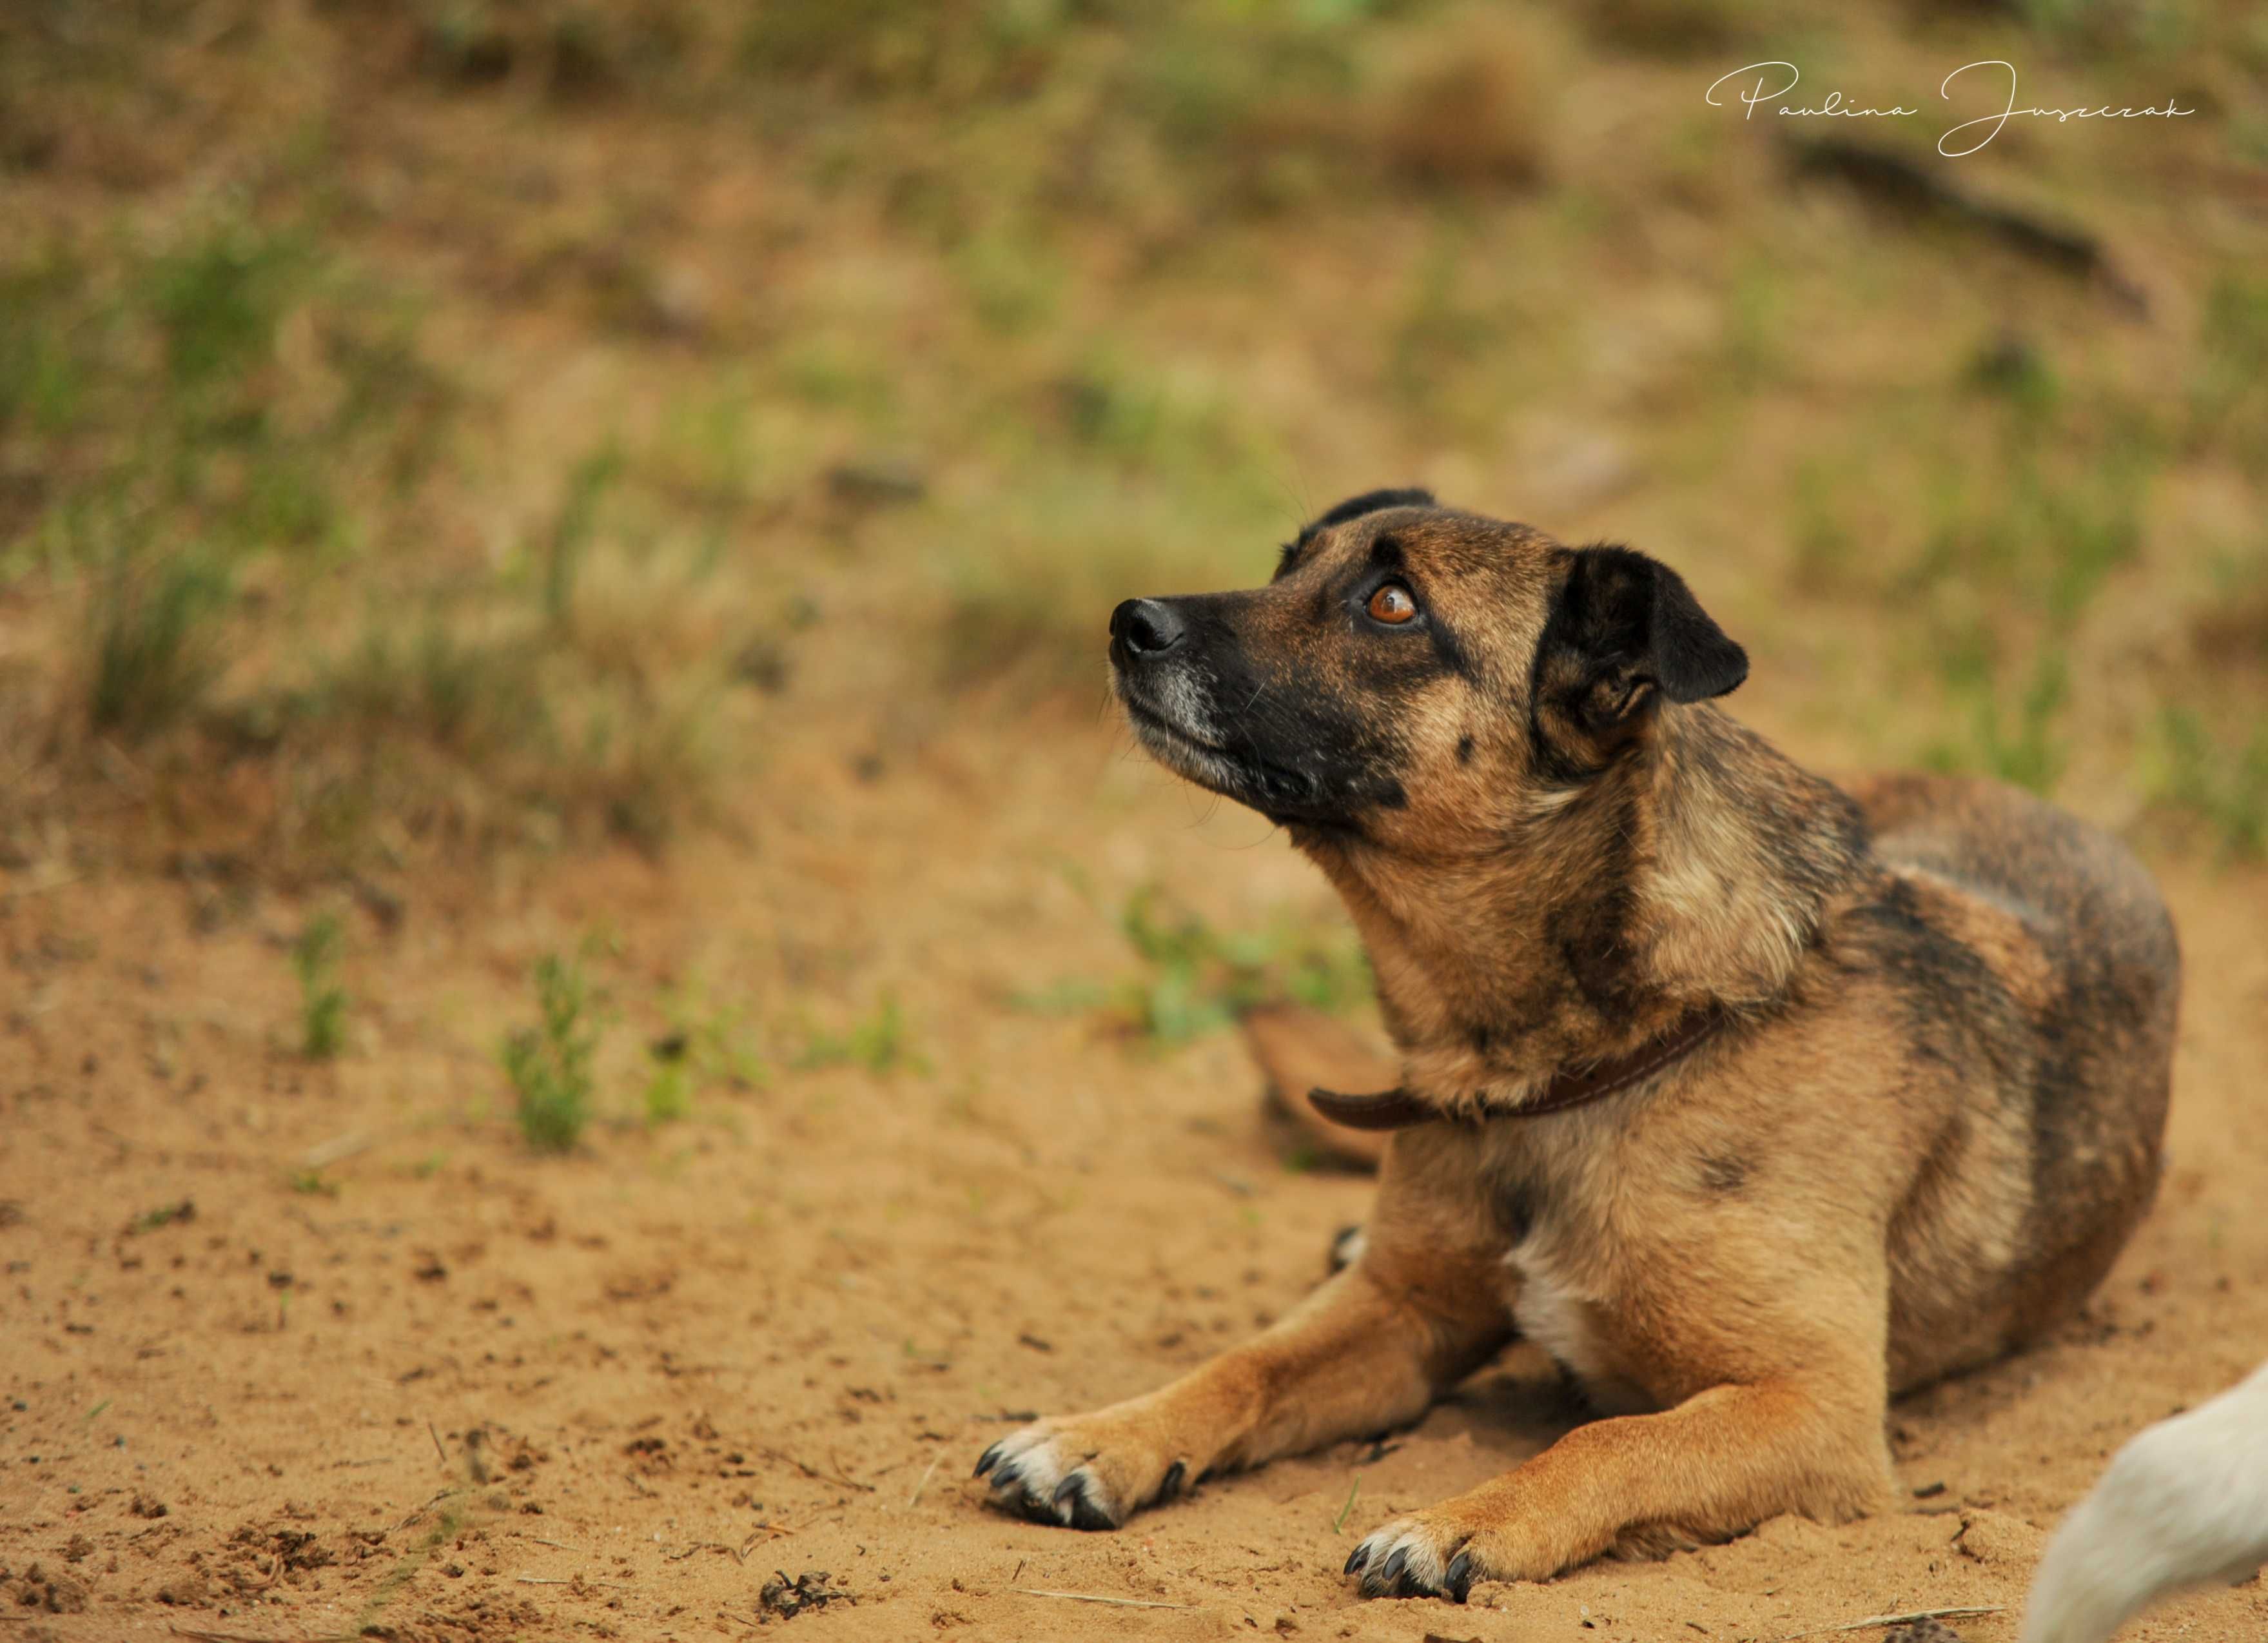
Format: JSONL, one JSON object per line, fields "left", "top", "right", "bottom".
{"left": 1, "top": 0, "right": 2263, "bottom": 882}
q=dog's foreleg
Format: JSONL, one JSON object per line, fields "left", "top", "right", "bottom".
{"left": 1345, "top": 1372, "right": 1893, "bottom": 1598}
{"left": 2020, "top": 1361, "right": 2268, "bottom": 1643}
{"left": 976, "top": 1255, "right": 1510, "bottom": 1530}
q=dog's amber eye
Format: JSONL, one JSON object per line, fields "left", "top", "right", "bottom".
{"left": 1367, "top": 582, "right": 1418, "bottom": 625}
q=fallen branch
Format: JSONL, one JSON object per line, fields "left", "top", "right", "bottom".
{"left": 1790, "top": 138, "right": 2147, "bottom": 317}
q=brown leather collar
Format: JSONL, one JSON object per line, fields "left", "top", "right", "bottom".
{"left": 1307, "top": 1004, "right": 1729, "bottom": 1132}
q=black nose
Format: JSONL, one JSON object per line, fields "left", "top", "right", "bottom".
{"left": 1110, "top": 598, "right": 1187, "bottom": 658}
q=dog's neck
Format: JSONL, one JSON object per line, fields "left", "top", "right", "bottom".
{"left": 1299, "top": 703, "right": 1870, "bottom": 1113}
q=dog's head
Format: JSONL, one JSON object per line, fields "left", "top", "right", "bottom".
{"left": 1108, "top": 491, "right": 1749, "bottom": 851}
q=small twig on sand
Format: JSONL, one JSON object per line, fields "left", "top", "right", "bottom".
{"left": 905, "top": 1453, "right": 945, "bottom": 1509}
{"left": 5, "top": 871, "right": 81, "bottom": 898}
{"left": 167, "top": 1626, "right": 357, "bottom": 1643}
{"left": 623, "top": 1470, "right": 659, "bottom": 1499}
{"left": 521, "top": 1535, "right": 585, "bottom": 1553}
{"left": 1012, "top": 1589, "right": 1191, "bottom": 1610}
{"left": 759, "top": 1445, "right": 874, "bottom": 1493}
{"left": 517, "top": 1576, "right": 623, "bottom": 1589}
{"left": 426, "top": 1421, "right": 449, "bottom": 1467}
{"left": 301, "top": 1132, "right": 371, "bottom": 1170}
{"left": 1770, "top": 1606, "right": 2006, "bottom": 1642}
{"left": 390, "top": 1486, "right": 456, "bottom": 1533}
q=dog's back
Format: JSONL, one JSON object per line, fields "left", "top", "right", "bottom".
{"left": 2021, "top": 1361, "right": 2268, "bottom": 1643}
{"left": 1842, "top": 774, "right": 2180, "bottom": 1384}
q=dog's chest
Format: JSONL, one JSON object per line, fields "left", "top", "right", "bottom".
{"left": 1485, "top": 1136, "right": 1661, "bottom": 1415}
{"left": 1503, "top": 1239, "right": 1656, "bottom": 1416}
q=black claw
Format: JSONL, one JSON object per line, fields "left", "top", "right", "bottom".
{"left": 991, "top": 1460, "right": 1024, "bottom": 1494}
{"left": 1157, "top": 1460, "right": 1186, "bottom": 1502}
{"left": 1360, "top": 1544, "right": 1409, "bottom": 1598}
{"left": 1445, "top": 1550, "right": 1474, "bottom": 1602}
{"left": 974, "top": 1442, "right": 1003, "bottom": 1479}
{"left": 1061, "top": 1476, "right": 1116, "bottom": 1532}
{"left": 1344, "top": 1542, "right": 1371, "bottom": 1577}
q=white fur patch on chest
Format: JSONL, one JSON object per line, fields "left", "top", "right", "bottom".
{"left": 1506, "top": 1242, "right": 1654, "bottom": 1416}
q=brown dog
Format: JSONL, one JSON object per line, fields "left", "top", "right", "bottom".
{"left": 977, "top": 493, "right": 2179, "bottom": 1601}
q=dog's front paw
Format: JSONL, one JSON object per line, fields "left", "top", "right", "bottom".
{"left": 1342, "top": 1513, "right": 1472, "bottom": 1601}
{"left": 973, "top": 1412, "right": 1192, "bottom": 1531}
{"left": 1342, "top": 1500, "right": 1555, "bottom": 1601}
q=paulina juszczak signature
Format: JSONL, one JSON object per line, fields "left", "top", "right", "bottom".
{"left": 1705, "top": 60, "right": 2194, "bottom": 157}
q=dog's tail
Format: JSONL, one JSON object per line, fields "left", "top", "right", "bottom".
{"left": 2020, "top": 1359, "right": 2268, "bottom": 1643}
{"left": 1239, "top": 1003, "right": 1397, "bottom": 1170}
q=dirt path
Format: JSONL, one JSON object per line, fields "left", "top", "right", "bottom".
{"left": 5, "top": 700, "right": 2265, "bottom": 1643}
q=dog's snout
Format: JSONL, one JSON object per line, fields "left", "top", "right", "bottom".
{"left": 1111, "top": 598, "right": 1187, "bottom": 659}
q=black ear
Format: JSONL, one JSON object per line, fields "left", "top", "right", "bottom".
{"left": 1533, "top": 545, "right": 1746, "bottom": 745}
{"left": 1641, "top": 555, "right": 1749, "bottom": 702}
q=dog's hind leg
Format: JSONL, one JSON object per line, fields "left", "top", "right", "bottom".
{"left": 1241, "top": 1003, "right": 1398, "bottom": 1170}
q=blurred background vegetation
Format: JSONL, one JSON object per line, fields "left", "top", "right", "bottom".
{"left": 2, "top": 0, "right": 2264, "bottom": 892}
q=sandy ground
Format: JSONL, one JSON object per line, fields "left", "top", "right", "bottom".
{"left": 5, "top": 669, "right": 2267, "bottom": 1643}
